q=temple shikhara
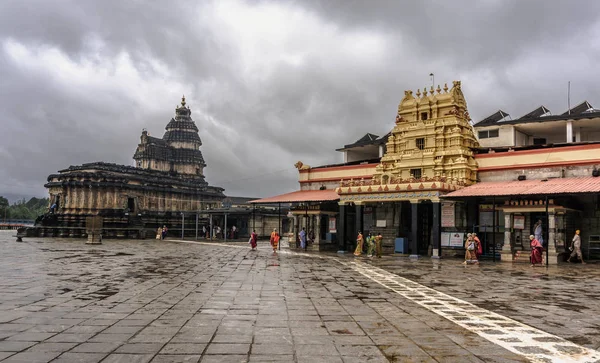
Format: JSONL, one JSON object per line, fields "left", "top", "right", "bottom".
{"left": 33, "top": 96, "right": 226, "bottom": 238}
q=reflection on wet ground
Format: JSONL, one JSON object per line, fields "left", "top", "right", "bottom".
{"left": 0, "top": 230, "right": 597, "bottom": 362}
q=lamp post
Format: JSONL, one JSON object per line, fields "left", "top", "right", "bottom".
{"left": 429, "top": 73, "right": 434, "bottom": 88}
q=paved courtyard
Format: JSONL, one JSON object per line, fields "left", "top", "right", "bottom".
{"left": 0, "top": 230, "right": 599, "bottom": 362}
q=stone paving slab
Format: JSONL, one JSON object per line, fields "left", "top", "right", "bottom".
{"left": 0, "top": 231, "right": 596, "bottom": 362}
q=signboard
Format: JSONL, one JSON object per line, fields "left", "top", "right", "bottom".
{"left": 513, "top": 215, "right": 525, "bottom": 230}
{"left": 441, "top": 232, "right": 465, "bottom": 247}
{"left": 441, "top": 202, "right": 455, "bottom": 227}
{"left": 449, "top": 232, "right": 464, "bottom": 247}
{"left": 376, "top": 220, "right": 387, "bottom": 227}
{"left": 329, "top": 217, "right": 337, "bottom": 233}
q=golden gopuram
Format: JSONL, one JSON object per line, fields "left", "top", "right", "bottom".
{"left": 336, "top": 81, "right": 480, "bottom": 257}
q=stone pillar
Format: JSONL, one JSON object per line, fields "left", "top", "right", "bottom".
{"left": 294, "top": 215, "right": 299, "bottom": 248}
{"left": 500, "top": 213, "right": 513, "bottom": 262}
{"left": 355, "top": 202, "right": 364, "bottom": 236}
{"left": 432, "top": 201, "right": 441, "bottom": 259}
{"left": 410, "top": 200, "right": 419, "bottom": 259}
{"left": 337, "top": 203, "right": 346, "bottom": 253}
{"left": 315, "top": 215, "right": 321, "bottom": 246}
{"left": 566, "top": 120, "right": 573, "bottom": 143}
{"left": 547, "top": 213, "right": 559, "bottom": 264}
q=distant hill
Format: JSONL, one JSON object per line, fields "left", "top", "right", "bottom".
{"left": 1, "top": 193, "right": 46, "bottom": 204}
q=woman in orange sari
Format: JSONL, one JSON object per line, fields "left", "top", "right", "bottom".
{"left": 353, "top": 231, "right": 364, "bottom": 256}
{"left": 270, "top": 228, "right": 280, "bottom": 253}
{"left": 530, "top": 234, "right": 543, "bottom": 267}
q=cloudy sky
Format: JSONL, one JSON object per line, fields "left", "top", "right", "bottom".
{"left": 1, "top": 0, "right": 600, "bottom": 201}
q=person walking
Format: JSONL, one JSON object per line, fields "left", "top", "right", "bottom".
{"left": 473, "top": 233, "right": 483, "bottom": 259}
{"left": 375, "top": 232, "right": 383, "bottom": 258}
{"left": 156, "top": 226, "right": 162, "bottom": 240}
{"left": 299, "top": 227, "right": 307, "bottom": 250}
{"left": 530, "top": 234, "right": 544, "bottom": 267}
{"left": 161, "top": 225, "right": 168, "bottom": 240}
{"left": 202, "top": 226, "right": 207, "bottom": 238}
{"left": 249, "top": 230, "right": 258, "bottom": 251}
{"left": 463, "top": 233, "right": 478, "bottom": 265}
{"left": 270, "top": 228, "right": 280, "bottom": 253}
{"left": 567, "top": 229, "right": 585, "bottom": 264}
{"left": 366, "top": 232, "right": 375, "bottom": 257}
{"left": 353, "top": 231, "right": 364, "bottom": 256}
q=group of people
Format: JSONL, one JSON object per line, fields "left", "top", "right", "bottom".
{"left": 463, "top": 233, "right": 482, "bottom": 264}
{"left": 155, "top": 225, "right": 168, "bottom": 240}
{"left": 247, "top": 227, "right": 284, "bottom": 253}
{"left": 354, "top": 231, "right": 383, "bottom": 258}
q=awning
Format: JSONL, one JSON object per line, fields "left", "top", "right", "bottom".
{"left": 444, "top": 176, "right": 600, "bottom": 198}
{"left": 250, "top": 189, "right": 340, "bottom": 204}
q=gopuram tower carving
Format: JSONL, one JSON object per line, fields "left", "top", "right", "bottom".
{"left": 337, "top": 81, "right": 479, "bottom": 204}
{"left": 374, "top": 80, "right": 479, "bottom": 187}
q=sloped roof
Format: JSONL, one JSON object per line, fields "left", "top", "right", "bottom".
{"left": 562, "top": 101, "right": 593, "bottom": 116}
{"left": 250, "top": 189, "right": 340, "bottom": 204}
{"left": 356, "top": 133, "right": 379, "bottom": 143}
{"left": 474, "top": 110, "right": 511, "bottom": 126}
{"left": 336, "top": 133, "right": 389, "bottom": 151}
{"left": 518, "top": 106, "right": 551, "bottom": 120}
{"left": 444, "top": 176, "right": 600, "bottom": 198}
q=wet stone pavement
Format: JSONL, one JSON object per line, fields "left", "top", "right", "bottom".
{"left": 0, "top": 231, "right": 598, "bottom": 362}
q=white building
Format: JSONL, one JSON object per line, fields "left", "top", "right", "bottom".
{"left": 473, "top": 101, "right": 600, "bottom": 148}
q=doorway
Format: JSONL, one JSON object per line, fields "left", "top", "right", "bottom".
{"left": 127, "top": 197, "right": 135, "bottom": 214}
{"left": 418, "top": 202, "right": 433, "bottom": 255}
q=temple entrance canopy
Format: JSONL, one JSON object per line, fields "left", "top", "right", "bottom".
{"left": 336, "top": 81, "right": 480, "bottom": 256}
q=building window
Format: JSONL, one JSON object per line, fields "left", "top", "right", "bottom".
{"left": 421, "top": 112, "right": 428, "bottom": 120}
{"left": 416, "top": 138, "right": 425, "bottom": 150}
{"left": 410, "top": 168, "right": 422, "bottom": 179}
{"left": 478, "top": 129, "right": 499, "bottom": 139}
{"left": 533, "top": 138, "right": 546, "bottom": 145}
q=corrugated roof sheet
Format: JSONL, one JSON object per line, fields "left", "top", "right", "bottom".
{"left": 250, "top": 189, "right": 340, "bottom": 204}
{"left": 444, "top": 177, "right": 600, "bottom": 198}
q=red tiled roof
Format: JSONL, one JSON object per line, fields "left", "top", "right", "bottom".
{"left": 444, "top": 177, "right": 600, "bottom": 198}
{"left": 250, "top": 189, "right": 340, "bottom": 204}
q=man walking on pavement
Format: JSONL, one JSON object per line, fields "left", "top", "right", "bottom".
{"left": 567, "top": 229, "right": 586, "bottom": 264}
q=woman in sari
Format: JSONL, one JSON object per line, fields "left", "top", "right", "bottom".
{"left": 473, "top": 233, "right": 483, "bottom": 259}
{"left": 529, "top": 234, "right": 544, "bottom": 266}
{"left": 366, "top": 232, "right": 375, "bottom": 257}
{"left": 270, "top": 228, "right": 280, "bottom": 253}
{"left": 463, "top": 233, "right": 479, "bottom": 265}
{"left": 249, "top": 230, "right": 258, "bottom": 250}
{"left": 353, "top": 231, "right": 364, "bottom": 256}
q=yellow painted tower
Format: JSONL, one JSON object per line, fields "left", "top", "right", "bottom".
{"left": 375, "top": 80, "right": 479, "bottom": 186}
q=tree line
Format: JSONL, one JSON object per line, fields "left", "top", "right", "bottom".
{"left": 0, "top": 196, "right": 49, "bottom": 220}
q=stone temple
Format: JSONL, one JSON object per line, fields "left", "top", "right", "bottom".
{"left": 33, "top": 96, "right": 225, "bottom": 238}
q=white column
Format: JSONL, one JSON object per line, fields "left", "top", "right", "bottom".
{"left": 575, "top": 127, "right": 582, "bottom": 142}
{"left": 500, "top": 213, "right": 513, "bottom": 262}
{"left": 566, "top": 121, "right": 573, "bottom": 143}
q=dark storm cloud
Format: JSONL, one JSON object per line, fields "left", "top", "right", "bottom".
{"left": 1, "top": 0, "right": 599, "bottom": 199}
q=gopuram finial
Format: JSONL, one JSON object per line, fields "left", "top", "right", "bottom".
{"left": 181, "top": 95, "right": 186, "bottom": 107}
